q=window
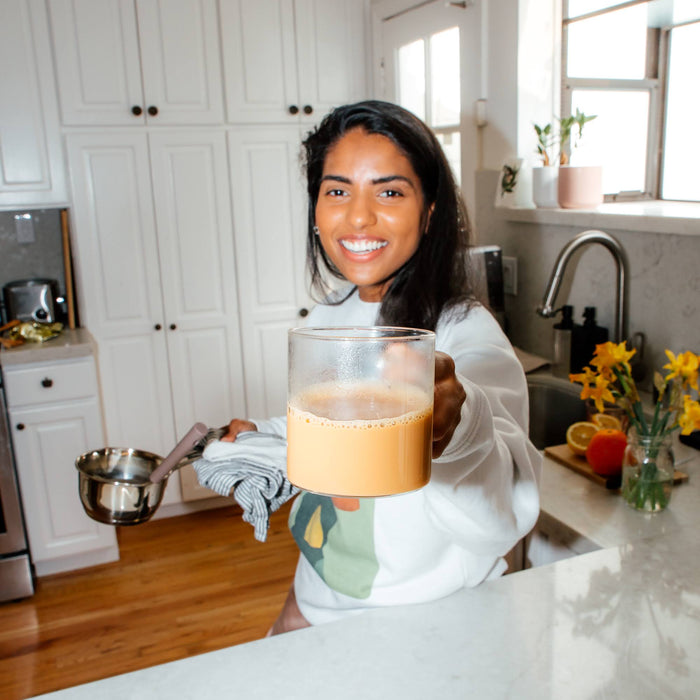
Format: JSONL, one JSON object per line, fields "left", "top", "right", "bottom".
{"left": 562, "top": 0, "right": 700, "bottom": 202}
{"left": 396, "top": 26, "right": 462, "bottom": 184}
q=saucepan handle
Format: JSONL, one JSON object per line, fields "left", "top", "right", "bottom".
{"left": 149, "top": 422, "right": 209, "bottom": 483}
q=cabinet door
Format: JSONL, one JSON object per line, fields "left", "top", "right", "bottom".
{"left": 294, "top": 0, "right": 367, "bottom": 125}
{"left": 0, "top": 0, "right": 67, "bottom": 206}
{"left": 219, "top": 0, "right": 300, "bottom": 124}
{"left": 48, "top": 0, "right": 144, "bottom": 125}
{"left": 227, "top": 127, "right": 311, "bottom": 418}
{"left": 9, "top": 399, "right": 117, "bottom": 566}
{"left": 65, "top": 132, "right": 176, "bottom": 458}
{"left": 48, "top": 0, "right": 223, "bottom": 125}
{"left": 136, "top": 0, "right": 224, "bottom": 124}
{"left": 148, "top": 131, "right": 247, "bottom": 438}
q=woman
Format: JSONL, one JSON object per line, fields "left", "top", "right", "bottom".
{"left": 224, "top": 101, "right": 541, "bottom": 634}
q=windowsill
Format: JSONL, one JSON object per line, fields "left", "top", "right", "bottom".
{"left": 497, "top": 200, "right": 700, "bottom": 236}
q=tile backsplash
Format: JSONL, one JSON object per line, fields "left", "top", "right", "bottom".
{"left": 474, "top": 170, "right": 699, "bottom": 391}
{"left": 0, "top": 209, "right": 66, "bottom": 323}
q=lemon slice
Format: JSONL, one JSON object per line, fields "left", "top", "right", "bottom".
{"left": 566, "top": 421, "right": 599, "bottom": 456}
{"left": 591, "top": 412, "right": 622, "bottom": 431}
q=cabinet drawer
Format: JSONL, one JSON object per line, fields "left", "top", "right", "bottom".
{"left": 3, "top": 358, "right": 98, "bottom": 408}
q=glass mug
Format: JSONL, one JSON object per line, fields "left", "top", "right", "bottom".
{"left": 287, "top": 327, "right": 435, "bottom": 497}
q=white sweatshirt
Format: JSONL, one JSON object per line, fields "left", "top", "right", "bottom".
{"left": 254, "top": 290, "right": 542, "bottom": 625}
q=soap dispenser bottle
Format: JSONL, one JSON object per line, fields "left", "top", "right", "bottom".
{"left": 571, "top": 306, "right": 609, "bottom": 373}
{"left": 552, "top": 305, "right": 574, "bottom": 378}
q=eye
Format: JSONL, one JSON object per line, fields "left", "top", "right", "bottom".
{"left": 324, "top": 187, "right": 347, "bottom": 198}
{"left": 379, "top": 189, "right": 403, "bottom": 198}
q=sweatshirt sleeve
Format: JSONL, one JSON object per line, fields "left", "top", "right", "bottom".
{"left": 425, "top": 306, "right": 542, "bottom": 557}
{"left": 250, "top": 415, "right": 287, "bottom": 438}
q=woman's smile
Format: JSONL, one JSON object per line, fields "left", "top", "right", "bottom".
{"left": 314, "top": 128, "right": 429, "bottom": 302}
{"left": 339, "top": 238, "right": 388, "bottom": 254}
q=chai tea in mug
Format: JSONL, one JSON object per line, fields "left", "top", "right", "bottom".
{"left": 287, "top": 327, "right": 435, "bottom": 497}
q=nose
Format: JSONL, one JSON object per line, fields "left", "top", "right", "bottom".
{"left": 347, "top": 191, "right": 376, "bottom": 229}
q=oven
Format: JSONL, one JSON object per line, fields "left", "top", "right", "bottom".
{"left": 0, "top": 375, "right": 34, "bottom": 601}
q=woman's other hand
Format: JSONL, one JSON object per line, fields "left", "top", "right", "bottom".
{"left": 221, "top": 419, "right": 257, "bottom": 442}
{"left": 432, "top": 352, "right": 466, "bottom": 458}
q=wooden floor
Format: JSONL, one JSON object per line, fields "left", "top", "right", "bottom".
{"left": 0, "top": 502, "right": 299, "bottom": 700}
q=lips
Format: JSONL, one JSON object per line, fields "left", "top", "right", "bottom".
{"left": 339, "top": 238, "right": 388, "bottom": 254}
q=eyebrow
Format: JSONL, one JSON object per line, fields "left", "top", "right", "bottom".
{"left": 320, "top": 174, "right": 417, "bottom": 188}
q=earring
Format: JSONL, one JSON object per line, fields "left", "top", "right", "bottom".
{"left": 313, "top": 225, "right": 320, "bottom": 236}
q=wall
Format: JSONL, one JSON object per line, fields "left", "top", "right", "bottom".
{"left": 475, "top": 170, "right": 699, "bottom": 390}
{"left": 0, "top": 208, "right": 66, "bottom": 323}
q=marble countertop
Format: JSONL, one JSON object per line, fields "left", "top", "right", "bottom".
{"left": 0, "top": 328, "right": 95, "bottom": 367}
{"left": 31, "top": 443, "right": 700, "bottom": 699}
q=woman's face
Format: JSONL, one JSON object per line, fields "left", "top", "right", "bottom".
{"left": 314, "top": 128, "right": 429, "bottom": 302}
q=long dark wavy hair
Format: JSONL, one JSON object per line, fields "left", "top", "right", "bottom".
{"left": 302, "top": 100, "right": 477, "bottom": 331}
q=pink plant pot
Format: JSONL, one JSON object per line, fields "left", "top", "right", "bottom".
{"left": 557, "top": 165, "right": 603, "bottom": 209}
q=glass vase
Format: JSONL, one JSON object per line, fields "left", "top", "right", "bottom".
{"left": 621, "top": 432, "right": 674, "bottom": 512}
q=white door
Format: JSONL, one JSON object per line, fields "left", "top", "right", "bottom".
{"left": 136, "top": 0, "right": 224, "bottom": 125}
{"left": 227, "top": 127, "right": 311, "bottom": 418}
{"left": 219, "top": 0, "right": 299, "bottom": 124}
{"left": 0, "top": 0, "right": 67, "bottom": 206}
{"left": 148, "top": 131, "right": 248, "bottom": 436}
{"left": 220, "top": 0, "right": 367, "bottom": 125}
{"left": 48, "top": 0, "right": 144, "bottom": 125}
{"left": 378, "top": 0, "right": 481, "bottom": 210}
{"left": 294, "top": 0, "right": 367, "bottom": 125}
{"left": 65, "top": 132, "right": 176, "bottom": 457}
{"left": 48, "top": 0, "right": 223, "bottom": 125}
{"left": 9, "top": 399, "right": 117, "bottom": 564}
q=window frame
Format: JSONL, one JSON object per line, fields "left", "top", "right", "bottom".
{"left": 561, "top": 1, "right": 697, "bottom": 203}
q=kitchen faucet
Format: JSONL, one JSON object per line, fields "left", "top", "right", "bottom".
{"left": 537, "top": 229, "right": 628, "bottom": 342}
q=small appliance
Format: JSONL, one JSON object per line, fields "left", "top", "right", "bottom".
{"left": 471, "top": 245, "right": 505, "bottom": 327}
{"left": 3, "top": 278, "right": 61, "bottom": 324}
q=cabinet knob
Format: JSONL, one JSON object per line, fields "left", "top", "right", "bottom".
{"left": 288, "top": 105, "right": 299, "bottom": 115}
{"left": 299, "top": 308, "right": 309, "bottom": 318}
{"left": 147, "top": 105, "right": 159, "bottom": 116}
{"left": 303, "top": 105, "right": 313, "bottom": 115}
{"left": 41, "top": 377, "right": 53, "bottom": 388}
{"left": 132, "top": 105, "right": 143, "bottom": 116}
{"left": 154, "top": 323, "right": 162, "bottom": 331}
{"left": 16, "top": 423, "right": 25, "bottom": 431}
{"left": 169, "top": 323, "right": 177, "bottom": 330}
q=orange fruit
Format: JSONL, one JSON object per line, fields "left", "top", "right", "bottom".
{"left": 586, "top": 429, "right": 628, "bottom": 476}
{"left": 566, "top": 422, "right": 599, "bottom": 456}
{"left": 591, "top": 413, "right": 622, "bottom": 431}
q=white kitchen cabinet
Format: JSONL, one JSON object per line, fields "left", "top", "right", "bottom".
{"left": 0, "top": 0, "right": 67, "bottom": 208}
{"left": 227, "top": 127, "right": 312, "bottom": 418}
{"left": 220, "top": 0, "right": 367, "bottom": 125}
{"left": 65, "top": 130, "right": 247, "bottom": 504}
{"left": 3, "top": 357, "right": 119, "bottom": 576}
{"left": 47, "top": 0, "right": 224, "bottom": 126}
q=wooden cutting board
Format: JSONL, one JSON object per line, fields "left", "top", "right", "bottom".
{"left": 544, "top": 443, "right": 688, "bottom": 491}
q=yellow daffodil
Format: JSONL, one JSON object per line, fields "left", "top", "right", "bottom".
{"left": 680, "top": 395, "right": 700, "bottom": 435}
{"left": 569, "top": 367, "right": 597, "bottom": 388}
{"left": 591, "top": 341, "right": 636, "bottom": 374}
{"left": 663, "top": 350, "right": 699, "bottom": 391}
{"left": 570, "top": 341, "right": 698, "bottom": 440}
{"left": 580, "top": 374, "right": 616, "bottom": 414}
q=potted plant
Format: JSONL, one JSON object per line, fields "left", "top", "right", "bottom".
{"left": 532, "top": 109, "right": 601, "bottom": 209}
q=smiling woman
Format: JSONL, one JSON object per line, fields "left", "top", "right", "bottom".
{"left": 314, "top": 129, "right": 428, "bottom": 303}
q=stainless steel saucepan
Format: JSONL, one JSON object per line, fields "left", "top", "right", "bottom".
{"left": 76, "top": 423, "right": 209, "bottom": 525}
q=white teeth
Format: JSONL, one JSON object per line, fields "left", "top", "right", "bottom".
{"left": 340, "top": 239, "right": 388, "bottom": 253}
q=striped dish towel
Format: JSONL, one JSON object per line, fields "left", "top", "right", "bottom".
{"left": 192, "top": 431, "right": 298, "bottom": 542}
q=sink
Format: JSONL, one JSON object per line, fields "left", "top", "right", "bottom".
{"left": 527, "top": 374, "right": 587, "bottom": 450}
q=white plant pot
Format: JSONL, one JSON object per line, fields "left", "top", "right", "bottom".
{"left": 557, "top": 165, "right": 603, "bottom": 209}
{"left": 532, "top": 166, "right": 559, "bottom": 208}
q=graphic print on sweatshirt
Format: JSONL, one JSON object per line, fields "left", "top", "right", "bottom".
{"left": 289, "top": 491, "right": 379, "bottom": 599}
